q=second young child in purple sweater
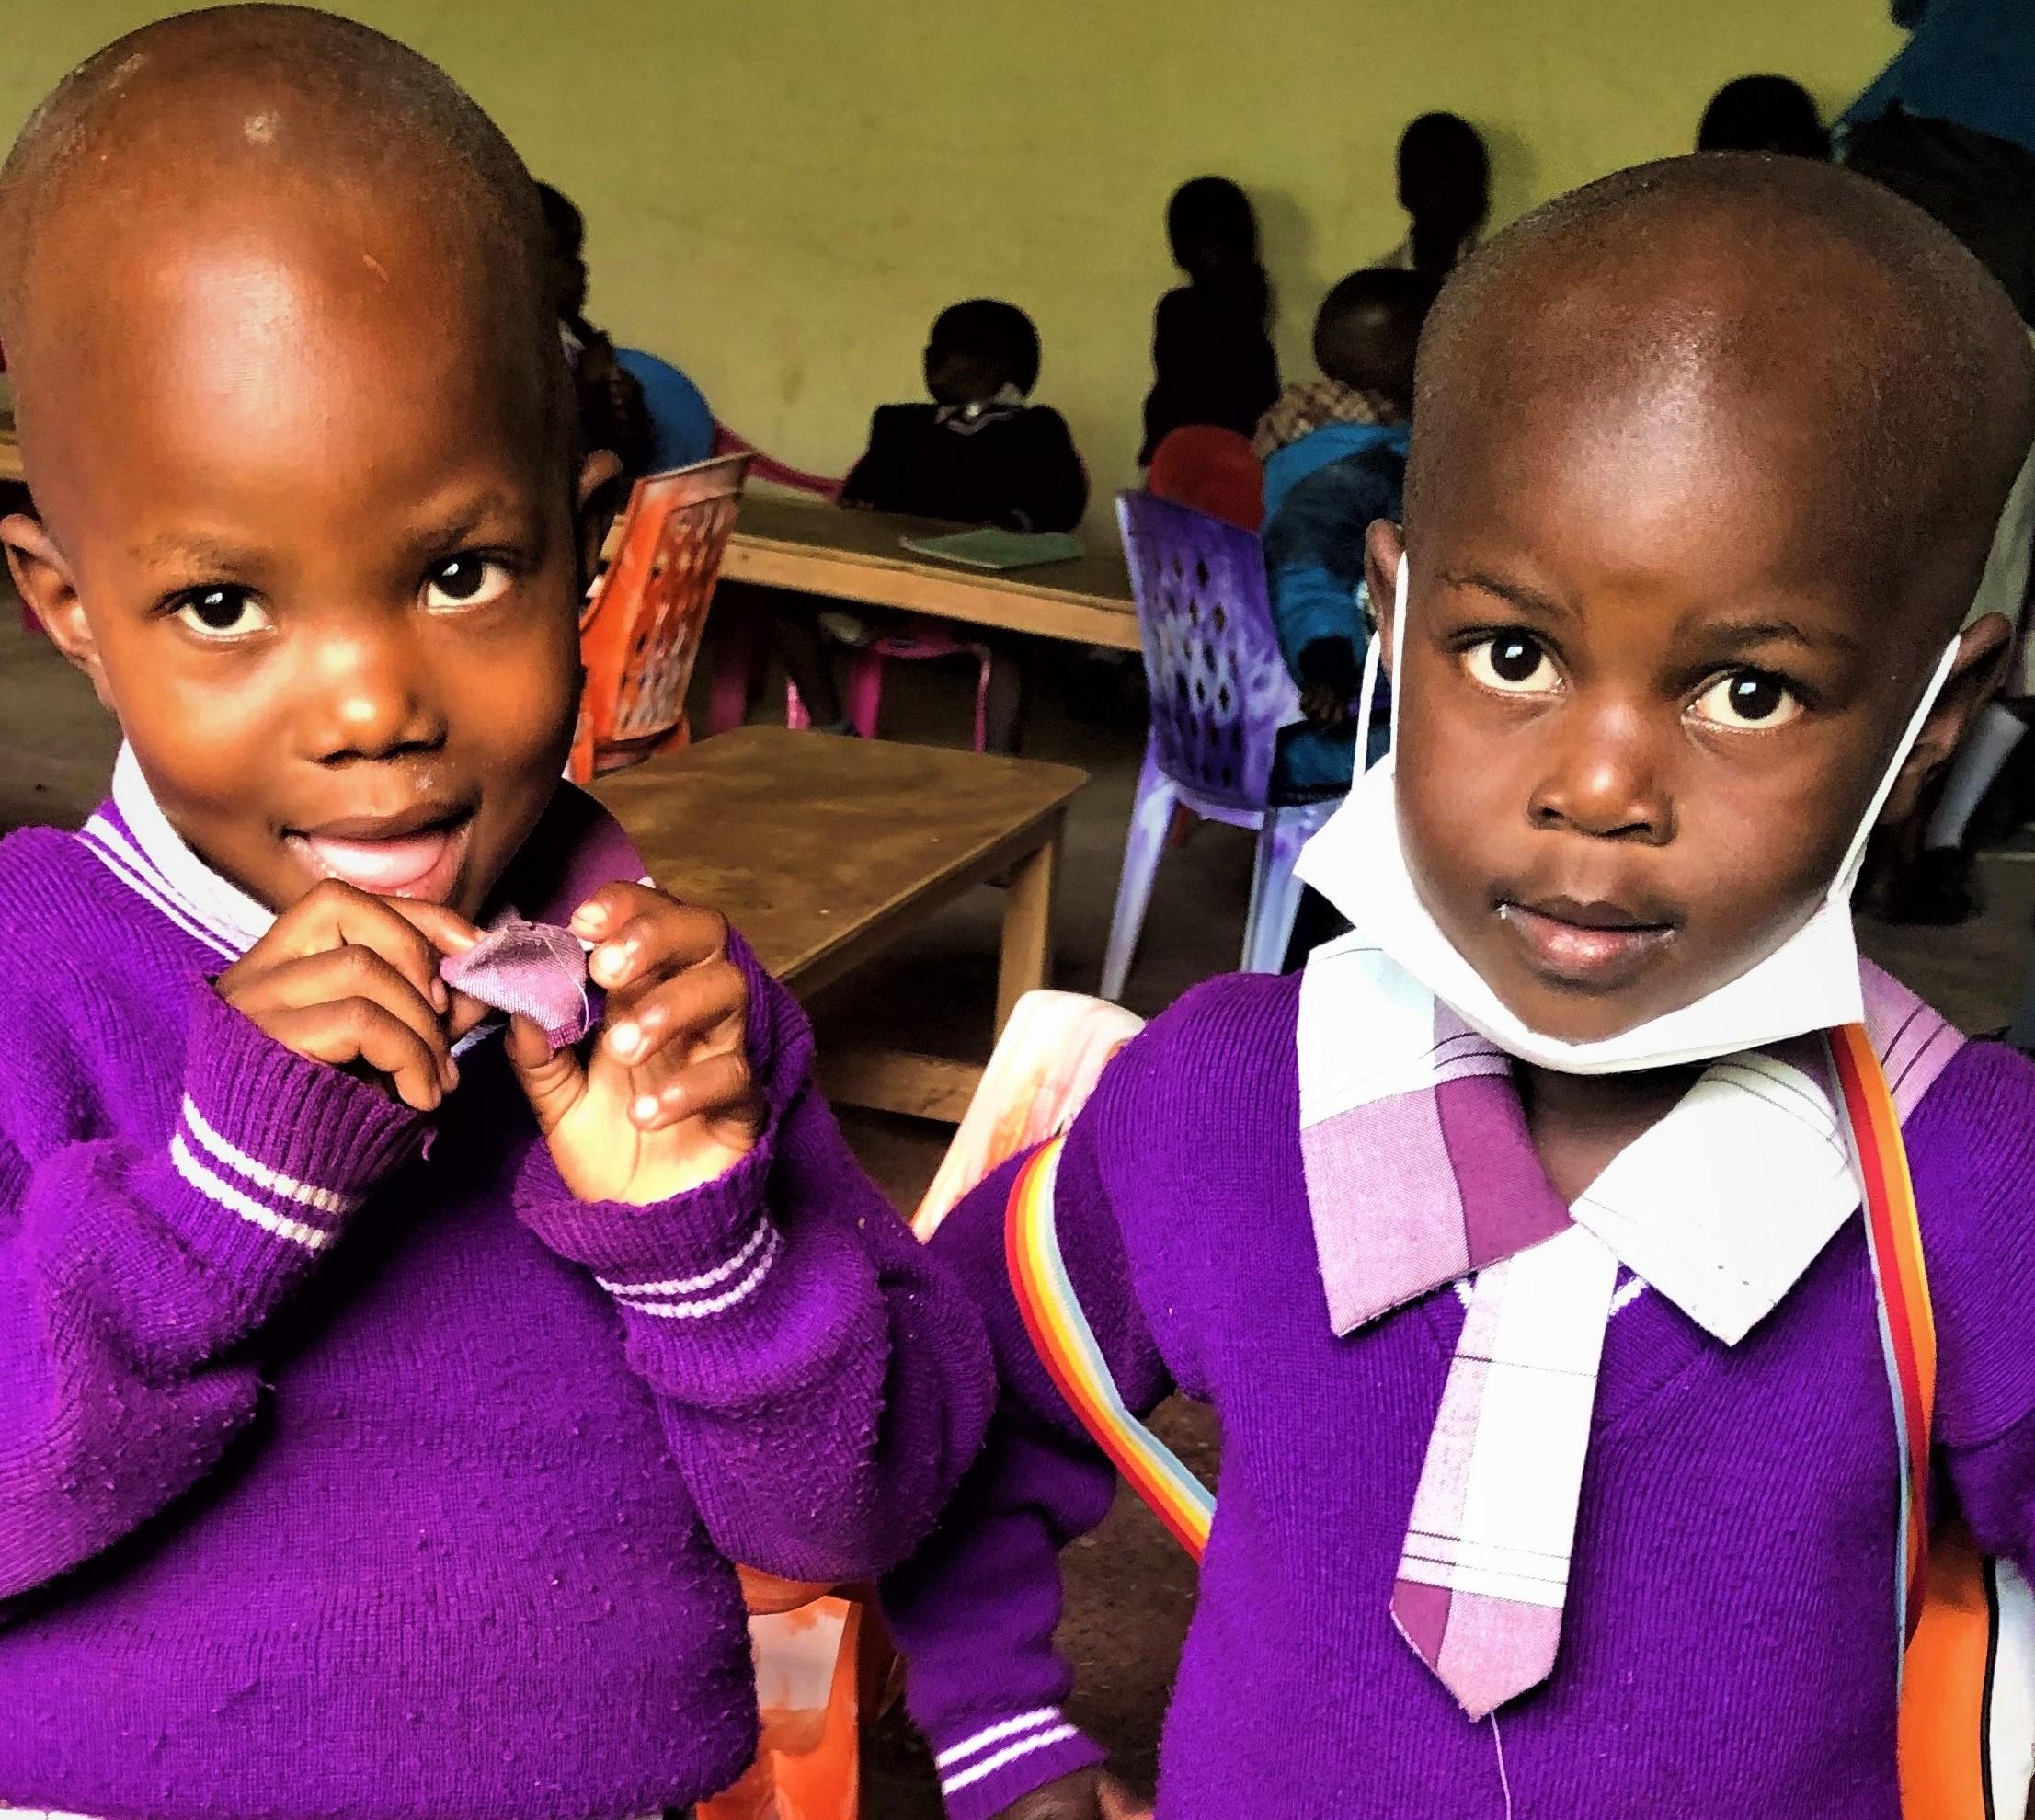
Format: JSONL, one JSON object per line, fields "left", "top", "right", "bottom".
{"left": 883, "top": 158, "right": 2035, "bottom": 1816}
{"left": 0, "top": 12, "right": 989, "bottom": 1817}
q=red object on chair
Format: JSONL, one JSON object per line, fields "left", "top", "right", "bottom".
{"left": 570, "top": 453, "right": 749, "bottom": 784}
{"left": 1147, "top": 425, "right": 1264, "bottom": 532}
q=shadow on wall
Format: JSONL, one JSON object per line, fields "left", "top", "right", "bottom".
{"left": 1256, "top": 186, "right": 1325, "bottom": 382}
{"left": 1483, "top": 121, "right": 1540, "bottom": 238}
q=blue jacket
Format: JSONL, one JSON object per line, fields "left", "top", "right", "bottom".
{"left": 1261, "top": 422, "right": 1407, "bottom": 798}
{"left": 1845, "top": 0, "right": 2035, "bottom": 158}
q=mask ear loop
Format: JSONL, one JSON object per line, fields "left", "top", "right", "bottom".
{"left": 1830, "top": 635, "right": 1961, "bottom": 904}
{"left": 1354, "top": 553, "right": 1406, "bottom": 777}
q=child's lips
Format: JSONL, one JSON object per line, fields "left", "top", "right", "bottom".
{"left": 287, "top": 818, "right": 472, "bottom": 902}
{"left": 1497, "top": 899, "right": 1675, "bottom": 989}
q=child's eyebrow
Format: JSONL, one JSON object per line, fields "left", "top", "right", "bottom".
{"left": 1680, "top": 614, "right": 1864, "bottom": 659}
{"left": 404, "top": 488, "right": 525, "bottom": 556}
{"left": 128, "top": 531, "right": 266, "bottom": 571}
{"left": 1439, "top": 568, "right": 1572, "bottom": 622}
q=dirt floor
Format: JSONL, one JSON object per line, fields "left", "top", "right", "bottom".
{"left": 1, "top": 606, "right": 2026, "bottom": 1816}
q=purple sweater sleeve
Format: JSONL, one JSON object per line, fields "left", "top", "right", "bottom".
{"left": 1912, "top": 1040, "right": 2035, "bottom": 1574}
{"left": 880, "top": 1082, "right": 1176, "bottom": 1820}
{"left": 0, "top": 980, "right": 421, "bottom": 1605}
{"left": 514, "top": 935, "right": 994, "bottom": 1585}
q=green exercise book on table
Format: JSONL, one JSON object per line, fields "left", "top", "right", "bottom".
{"left": 898, "top": 528, "right": 1086, "bottom": 571}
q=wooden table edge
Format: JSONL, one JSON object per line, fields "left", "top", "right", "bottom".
{"left": 723, "top": 536, "right": 1142, "bottom": 652}
{"left": 783, "top": 799, "right": 1074, "bottom": 998}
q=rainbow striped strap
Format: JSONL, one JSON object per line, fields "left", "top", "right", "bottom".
{"left": 1005, "top": 1029, "right": 1936, "bottom": 1646}
{"left": 1831, "top": 1023, "right": 1938, "bottom": 1650}
{"left": 1005, "top": 1137, "right": 1214, "bottom": 1560}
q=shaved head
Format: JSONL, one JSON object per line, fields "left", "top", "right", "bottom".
{"left": 0, "top": 5, "right": 546, "bottom": 324}
{"left": 1408, "top": 153, "right": 2035, "bottom": 642}
{"left": 0, "top": 4, "right": 567, "bottom": 506}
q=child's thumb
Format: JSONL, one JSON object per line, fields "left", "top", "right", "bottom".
{"left": 1096, "top": 1778, "right": 1153, "bottom": 1820}
{"left": 504, "top": 1013, "right": 585, "bottom": 1137}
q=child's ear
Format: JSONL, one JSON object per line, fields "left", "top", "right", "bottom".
{"left": 1881, "top": 611, "right": 2013, "bottom": 825}
{"left": 1364, "top": 518, "right": 1406, "bottom": 680}
{"left": 574, "top": 450, "right": 627, "bottom": 591}
{"left": 1, "top": 511, "right": 113, "bottom": 711}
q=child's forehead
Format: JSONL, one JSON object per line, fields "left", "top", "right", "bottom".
{"left": 1407, "top": 168, "right": 2035, "bottom": 639}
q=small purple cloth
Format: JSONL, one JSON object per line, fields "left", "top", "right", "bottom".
{"left": 441, "top": 914, "right": 598, "bottom": 1050}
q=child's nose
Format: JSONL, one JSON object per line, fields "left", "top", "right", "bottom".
{"left": 1526, "top": 704, "right": 1675, "bottom": 843}
{"left": 303, "top": 629, "right": 447, "bottom": 762}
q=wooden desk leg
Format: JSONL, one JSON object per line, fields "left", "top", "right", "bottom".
{"left": 996, "top": 813, "right": 1062, "bottom": 1034}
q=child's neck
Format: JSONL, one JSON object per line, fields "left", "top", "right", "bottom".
{"left": 1515, "top": 1060, "right": 1704, "bottom": 1205}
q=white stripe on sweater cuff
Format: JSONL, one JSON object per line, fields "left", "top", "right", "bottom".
{"left": 937, "top": 1708, "right": 1080, "bottom": 1795}
{"left": 169, "top": 1094, "right": 361, "bottom": 1251}
{"left": 181, "top": 1096, "right": 360, "bottom": 1217}
{"left": 602, "top": 1219, "right": 781, "bottom": 1319}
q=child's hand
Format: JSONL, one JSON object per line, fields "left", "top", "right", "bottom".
{"left": 1296, "top": 635, "right": 1362, "bottom": 729}
{"left": 1298, "top": 679, "right": 1353, "bottom": 727}
{"left": 214, "top": 882, "right": 486, "bottom": 1112}
{"left": 506, "top": 883, "right": 762, "bottom": 1205}
{"left": 996, "top": 1770, "right": 1151, "bottom": 1820}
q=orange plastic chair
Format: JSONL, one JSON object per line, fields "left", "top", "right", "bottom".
{"left": 1146, "top": 425, "right": 1264, "bottom": 532}
{"left": 698, "top": 991, "right": 1144, "bottom": 1820}
{"left": 570, "top": 452, "right": 749, "bottom": 783}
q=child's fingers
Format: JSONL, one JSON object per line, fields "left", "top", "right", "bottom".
{"left": 445, "top": 988, "right": 495, "bottom": 1043}
{"left": 230, "top": 945, "right": 456, "bottom": 1092}
{"left": 237, "top": 880, "right": 455, "bottom": 1012}
{"left": 265, "top": 997, "right": 452, "bottom": 1111}
{"left": 503, "top": 1013, "right": 589, "bottom": 1137}
{"left": 599, "top": 956, "right": 747, "bottom": 1070}
{"left": 379, "top": 897, "right": 486, "bottom": 959}
{"left": 625, "top": 1047, "right": 760, "bottom": 1134}
{"left": 575, "top": 887, "right": 727, "bottom": 990}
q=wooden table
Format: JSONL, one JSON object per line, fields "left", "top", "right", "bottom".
{"left": 590, "top": 725, "right": 1087, "bottom": 1122}
{"left": 724, "top": 492, "right": 1139, "bottom": 652}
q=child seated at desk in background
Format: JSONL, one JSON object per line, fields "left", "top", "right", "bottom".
{"left": 1255, "top": 268, "right": 1435, "bottom": 800}
{"left": 810, "top": 300, "right": 1085, "bottom": 750}
{"left": 840, "top": 299, "right": 1087, "bottom": 532}
{"left": 0, "top": 14, "right": 992, "bottom": 1818}
{"left": 880, "top": 154, "right": 2035, "bottom": 1820}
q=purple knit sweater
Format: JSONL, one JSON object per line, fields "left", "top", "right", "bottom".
{"left": 881, "top": 968, "right": 2035, "bottom": 1818}
{"left": 0, "top": 804, "right": 991, "bottom": 1819}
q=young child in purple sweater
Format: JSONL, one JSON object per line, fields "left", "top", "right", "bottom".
{"left": 0, "top": 12, "right": 990, "bottom": 1818}
{"left": 881, "top": 156, "right": 2035, "bottom": 1816}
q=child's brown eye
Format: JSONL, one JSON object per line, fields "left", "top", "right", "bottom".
{"left": 422, "top": 555, "right": 511, "bottom": 611}
{"left": 173, "top": 585, "right": 270, "bottom": 640}
{"left": 1691, "top": 670, "right": 1802, "bottom": 729}
{"left": 1464, "top": 633, "right": 1559, "bottom": 695}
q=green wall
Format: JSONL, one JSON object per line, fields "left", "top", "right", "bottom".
{"left": 2, "top": 2, "right": 1905, "bottom": 523}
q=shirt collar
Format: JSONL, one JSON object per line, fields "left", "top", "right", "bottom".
{"left": 1296, "top": 931, "right": 1962, "bottom": 1343}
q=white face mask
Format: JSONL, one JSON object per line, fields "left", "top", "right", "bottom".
{"left": 1293, "top": 555, "right": 1961, "bottom": 1075}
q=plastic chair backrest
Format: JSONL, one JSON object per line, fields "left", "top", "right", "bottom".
{"left": 1115, "top": 490, "right": 1301, "bottom": 816}
{"left": 1147, "top": 425, "right": 1265, "bottom": 532}
{"left": 714, "top": 422, "right": 844, "bottom": 500}
{"left": 574, "top": 453, "right": 749, "bottom": 782}
{"left": 914, "top": 990, "right": 1145, "bottom": 1241}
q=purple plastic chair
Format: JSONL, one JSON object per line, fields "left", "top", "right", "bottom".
{"left": 1101, "top": 492, "right": 1343, "bottom": 999}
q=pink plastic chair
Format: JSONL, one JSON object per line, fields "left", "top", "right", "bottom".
{"left": 783, "top": 618, "right": 998, "bottom": 751}
{"left": 699, "top": 425, "right": 1007, "bottom": 749}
